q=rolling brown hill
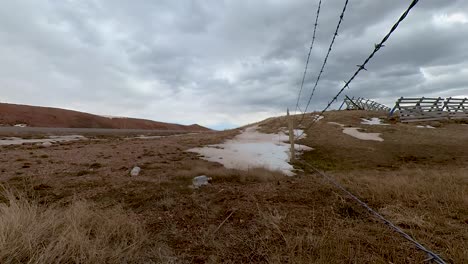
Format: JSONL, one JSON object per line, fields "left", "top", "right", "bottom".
{"left": 0, "top": 103, "right": 210, "bottom": 131}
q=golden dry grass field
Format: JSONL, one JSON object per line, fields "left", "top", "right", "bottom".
{"left": 0, "top": 110, "right": 467, "bottom": 263}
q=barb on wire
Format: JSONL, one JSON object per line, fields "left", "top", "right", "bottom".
{"left": 296, "top": 0, "right": 350, "bottom": 128}
{"left": 302, "top": 162, "right": 446, "bottom": 264}
{"left": 295, "top": 0, "right": 420, "bottom": 140}
{"left": 294, "top": 0, "right": 322, "bottom": 116}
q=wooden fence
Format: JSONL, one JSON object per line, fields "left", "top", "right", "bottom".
{"left": 390, "top": 97, "right": 468, "bottom": 122}
{"left": 444, "top": 97, "right": 468, "bottom": 120}
{"left": 339, "top": 96, "right": 391, "bottom": 112}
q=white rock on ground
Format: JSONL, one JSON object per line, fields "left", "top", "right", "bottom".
{"left": 192, "top": 175, "right": 212, "bottom": 188}
{"left": 42, "top": 141, "right": 53, "bottom": 147}
{"left": 188, "top": 125, "right": 312, "bottom": 176}
{"left": 361, "top": 118, "right": 389, "bottom": 126}
{"left": 130, "top": 166, "right": 141, "bottom": 177}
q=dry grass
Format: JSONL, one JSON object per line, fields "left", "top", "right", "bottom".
{"left": 0, "top": 187, "right": 156, "bottom": 264}
{"left": 0, "top": 111, "right": 467, "bottom": 263}
{"left": 326, "top": 168, "right": 468, "bottom": 262}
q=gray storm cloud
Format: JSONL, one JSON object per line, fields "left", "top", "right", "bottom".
{"left": 1, "top": 0, "right": 467, "bottom": 129}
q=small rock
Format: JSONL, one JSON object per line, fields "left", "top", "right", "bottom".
{"left": 130, "top": 166, "right": 141, "bottom": 177}
{"left": 42, "top": 142, "right": 52, "bottom": 148}
{"left": 192, "top": 175, "right": 212, "bottom": 189}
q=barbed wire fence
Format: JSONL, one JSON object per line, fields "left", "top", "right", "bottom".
{"left": 295, "top": 0, "right": 421, "bottom": 140}
{"left": 296, "top": 0, "right": 350, "bottom": 128}
{"left": 294, "top": 0, "right": 322, "bottom": 115}
{"left": 289, "top": 0, "right": 447, "bottom": 262}
{"left": 301, "top": 162, "right": 447, "bottom": 264}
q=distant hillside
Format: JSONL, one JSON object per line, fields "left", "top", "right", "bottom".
{"left": 0, "top": 103, "right": 210, "bottom": 131}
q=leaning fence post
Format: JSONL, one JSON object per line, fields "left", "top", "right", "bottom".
{"left": 287, "top": 108, "right": 295, "bottom": 163}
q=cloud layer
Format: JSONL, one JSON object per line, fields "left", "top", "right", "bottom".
{"left": 1, "top": 0, "right": 467, "bottom": 129}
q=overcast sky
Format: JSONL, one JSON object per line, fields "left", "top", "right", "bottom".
{"left": 1, "top": 0, "right": 467, "bottom": 129}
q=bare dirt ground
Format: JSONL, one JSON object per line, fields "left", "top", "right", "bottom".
{"left": 0, "top": 110, "right": 467, "bottom": 263}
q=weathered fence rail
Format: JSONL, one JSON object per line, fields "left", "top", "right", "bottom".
{"left": 390, "top": 97, "right": 468, "bottom": 122}
{"left": 339, "top": 96, "right": 391, "bottom": 112}
{"left": 444, "top": 97, "right": 468, "bottom": 120}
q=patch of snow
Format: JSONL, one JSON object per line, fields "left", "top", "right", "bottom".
{"left": 416, "top": 125, "right": 436, "bottom": 129}
{"left": 328, "top": 122, "right": 345, "bottom": 127}
{"left": 188, "top": 126, "right": 312, "bottom": 176}
{"left": 0, "top": 135, "right": 86, "bottom": 146}
{"left": 100, "top": 115, "right": 128, "bottom": 119}
{"left": 361, "top": 118, "right": 389, "bottom": 126}
{"left": 134, "top": 135, "right": 164, "bottom": 139}
{"left": 313, "top": 115, "right": 324, "bottom": 122}
{"left": 342, "top": 127, "right": 384, "bottom": 142}
{"left": 14, "top": 124, "right": 27, "bottom": 127}
{"left": 294, "top": 129, "right": 306, "bottom": 139}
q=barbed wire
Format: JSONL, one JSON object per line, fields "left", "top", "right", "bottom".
{"left": 301, "top": 162, "right": 446, "bottom": 264}
{"left": 296, "top": 0, "right": 420, "bottom": 140}
{"left": 296, "top": 0, "right": 350, "bottom": 128}
{"left": 294, "top": 0, "right": 322, "bottom": 116}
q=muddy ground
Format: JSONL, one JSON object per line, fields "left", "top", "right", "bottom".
{"left": 0, "top": 110, "right": 467, "bottom": 263}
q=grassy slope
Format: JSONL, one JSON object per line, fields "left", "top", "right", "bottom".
{"left": 0, "top": 102, "right": 210, "bottom": 131}
{"left": 0, "top": 110, "right": 467, "bottom": 263}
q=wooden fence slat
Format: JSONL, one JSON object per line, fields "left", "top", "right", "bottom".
{"left": 392, "top": 97, "right": 468, "bottom": 122}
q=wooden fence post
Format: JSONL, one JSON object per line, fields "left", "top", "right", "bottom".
{"left": 287, "top": 108, "right": 295, "bottom": 163}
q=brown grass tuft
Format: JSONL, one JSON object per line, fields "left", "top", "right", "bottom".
{"left": 0, "top": 188, "right": 153, "bottom": 264}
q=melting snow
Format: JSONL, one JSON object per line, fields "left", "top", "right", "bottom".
{"left": 328, "top": 122, "right": 383, "bottom": 141}
{"left": 342, "top": 128, "right": 384, "bottom": 142}
{"left": 14, "top": 124, "right": 27, "bottom": 127}
{"left": 100, "top": 115, "right": 128, "bottom": 119}
{"left": 416, "top": 125, "right": 435, "bottom": 129}
{"left": 328, "top": 122, "right": 345, "bottom": 127}
{"left": 188, "top": 126, "right": 312, "bottom": 176}
{"left": 0, "top": 135, "right": 86, "bottom": 146}
{"left": 313, "top": 115, "right": 324, "bottom": 122}
{"left": 361, "top": 118, "right": 389, "bottom": 126}
{"left": 294, "top": 129, "right": 306, "bottom": 139}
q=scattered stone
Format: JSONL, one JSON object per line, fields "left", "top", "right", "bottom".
{"left": 130, "top": 166, "right": 141, "bottom": 177}
{"left": 42, "top": 142, "right": 53, "bottom": 147}
{"left": 192, "top": 175, "right": 212, "bottom": 189}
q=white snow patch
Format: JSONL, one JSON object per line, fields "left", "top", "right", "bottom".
{"left": 361, "top": 118, "right": 389, "bottom": 126}
{"left": 0, "top": 135, "right": 86, "bottom": 146}
{"left": 14, "top": 124, "right": 27, "bottom": 127}
{"left": 328, "top": 122, "right": 383, "bottom": 141}
{"left": 188, "top": 126, "right": 312, "bottom": 176}
{"left": 284, "top": 129, "right": 306, "bottom": 140}
{"left": 133, "top": 135, "right": 164, "bottom": 139}
{"left": 100, "top": 115, "right": 128, "bottom": 119}
{"left": 313, "top": 115, "right": 324, "bottom": 122}
{"left": 343, "top": 128, "right": 384, "bottom": 142}
{"left": 294, "top": 129, "right": 306, "bottom": 139}
{"left": 416, "top": 125, "right": 435, "bottom": 129}
{"left": 328, "top": 122, "right": 345, "bottom": 127}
